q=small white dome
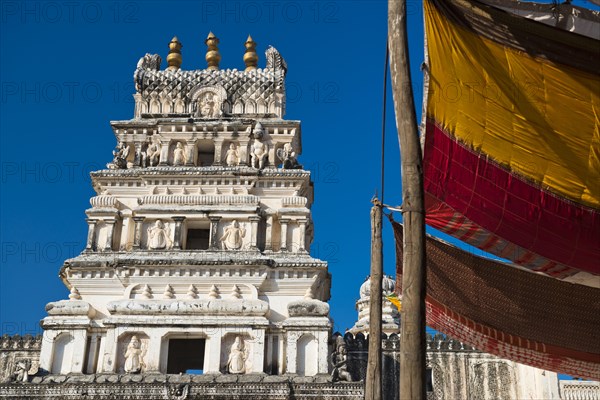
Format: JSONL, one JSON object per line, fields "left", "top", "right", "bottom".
{"left": 359, "top": 275, "right": 396, "bottom": 299}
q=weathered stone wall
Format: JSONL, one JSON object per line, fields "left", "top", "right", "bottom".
{"left": 0, "top": 374, "right": 363, "bottom": 400}
{"left": 0, "top": 334, "right": 43, "bottom": 383}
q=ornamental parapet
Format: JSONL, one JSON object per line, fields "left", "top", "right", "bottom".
{"left": 0, "top": 335, "right": 42, "bottom": 351}
{"left": 138, "top": 194, "right": 259, "bottom": 206}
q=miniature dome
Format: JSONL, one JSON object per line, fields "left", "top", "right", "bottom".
{"left": 359, "top": 275, "right": 396, "bottom": 300}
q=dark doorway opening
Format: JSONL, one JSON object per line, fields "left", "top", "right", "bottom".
{"left": 166, "top": 338, "right": 205, "bottom": 374}
{"left": 186, "top": 229, "right": 210, "bottom": 250}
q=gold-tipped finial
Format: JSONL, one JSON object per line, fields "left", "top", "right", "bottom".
{"left": 205, "top": 32, "right": 221, "bottom": 70}
{"left": 243, "top": 35, "right": 258, "bottom": 71}
{"left": 167, "top": 36, "right": 183, "bottom": 71}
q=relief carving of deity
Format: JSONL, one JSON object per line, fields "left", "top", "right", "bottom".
{"left": 173, "top": 142, "right": 187, "bottom": 166}
{"left": 146, "top": 136, "right": 162, "bottom": 167}
{"left": 220, "top": 220, "right": 246, "bottom": 250}
{"left": 147, "top": 220, "right": 173, "bottom": 250}
{"left": 227, "top": 337, "right": 247, "bottom": 374}
{"left": 225, "top": 143, "right": 240, "bottom": 166}
{"left": 199, "top": 92, "right": 221, "bottom": 118}
{"left": 124, "top": 335, "right": 146, "bottom": 374}
{"left": 250, "top": 123, "right": 268, "bottom": 169}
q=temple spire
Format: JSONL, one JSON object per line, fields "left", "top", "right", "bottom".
{"left": 205, "top": 32, "right": 221, "bottom": 70}
{"left": 243, "top": 35, "right": 258, "bottom": 71}
{"left": 166, "top": 36, "right": 182, "bottom": 71}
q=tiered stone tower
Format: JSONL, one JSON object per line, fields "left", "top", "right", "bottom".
{"left": 38, "top": 35, "right": 332, "bottom": 378}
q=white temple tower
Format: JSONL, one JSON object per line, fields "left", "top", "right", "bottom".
{"left": 38, "top": 35, "right": 332, "bottom": 378}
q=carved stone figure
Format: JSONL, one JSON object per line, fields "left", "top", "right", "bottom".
{"left": 225, "top": 143, "right": 240, "bottom": 166}
{"left": 277, "top": 143, "right": 303, "bottom": 169}
{"left": 124, "top": 335, "right": 145, "bottom": 374}
{"left": 147, "top": 220, "right": 172, "bottom": 250}
{"left": 227, "top": 337, "right": 247, "bottom": 374}
{"left": 220, "top": 220, "right": 246, "bottom": 250}
{"left": 200, "top": 92, "right": 221, "bottom": 118}
{"left": 173, "top": 142, "right": 186, "bottom": 166}
{"left": 107, "top": 142, "right": 129, "bottom": 169}
{"left": 146, "top": 136, "right": 161, "bottom": 167}
{"left": 250, "top": 123, "right": 268, "bottom": 169}
{"left": 331, "top": 337, "right": 352, "bottom": 382}
{"left": 12, "top": 359, "right": 31, "bottom": 382}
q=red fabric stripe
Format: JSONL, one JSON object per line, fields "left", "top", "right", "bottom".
{"left": 424, "top": 121, "right": 600, "bottom": 274}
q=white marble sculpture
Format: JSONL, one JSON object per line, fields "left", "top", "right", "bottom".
{"left": 146, "top": 136, "right": 161, "bottom": 167}
{"left": 219, "top": 220, "right": 246, "bottom": 250}
{"left": 124, "top": 336, "right": 145, "bottom": 374}
{"left": 227, "top": 337, "right": 247, "bottom": 374}
{"left": 225, "top": 143, "right": 240, "bottom": 166}
{"left": 173, "top": 142, "right": 186, "bottom": 166}
{"left": 200, "top": 93, "right": 220, "bottom": 118}
{"left": 12, "top": 359, "right": 31, "bottom": 382}
{"left": 147, "top": 220, "right": 172, "bottom": 250}
{"left": 250, "top": 123, "right": 268, "bottom": 169}
{"left": 108, "top": 142, "right": 129, "bottom": 169}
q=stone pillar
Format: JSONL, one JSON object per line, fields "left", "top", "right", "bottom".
{"left": 85, "top": 219, "right": 97, "bottom": 251}
{"left": 145, "top": 333, "right": 162, "bottom": 373}
{"left": 205, "top": 333, "right": 222, "bottom": 373}
{"left": 185, "top": 139, "right": 196, "bottom": 166}
{"left": 266, "top": 334, "right": 274, "bottom": 374}
{"left": 104, "top": 219, "right": 116, "bottom": 251}
{"left": 38, "top": 330, "right": 59, "bottom": 373}
{"left": 250, "top": 329, "right": 265, "bottom": 373}
{"left": 208, "top": 216, "right": 221, "bottom": 250}
{"left": 264, "top": 214, "right": 274, "bottom": 252}
{"left": 249, "top": 216, "right": 260, "bottom": 250}
{"left": 101, "top": 329, "right": 118, "bottom": 373}
{"left": 213, "top": 138, "right": 224, "bottom": 166}
{"left": 279, "top": 218, "right": 290, "bottom": 252}
{"left": 70, "top": 329, "right": 88, "bottom": 374}
{"left": 317, "top": 330, "right": 329, "bottom": 374}
{"left": 297, "top": 219, "right": 308, "bottom": 253}
{"left": 159, "top": 140, "right": 170, "bottom": 166}
{"left": 238, "top": 138, "right": 249, "bottom": 166}
{"left": 172, "top": 216, "right": 186, "bottom": 250}
{"left": 285, "top": 332, "right": 298, "bottom": 374}
{"left": 86, "top": 333, "right": 100, "bottom": 373}
{"left": 132, "top": 216, "right": 145, "bottom": 249}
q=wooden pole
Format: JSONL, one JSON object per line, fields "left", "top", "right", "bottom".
{"left": 365, "top": 199, "right": 383, "bottom": 400}
{"left": 388, "top": 0, "right": 427, "bottom": 399}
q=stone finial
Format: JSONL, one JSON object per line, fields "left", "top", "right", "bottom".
{"left": 205, "top": 32, "right": 221, "bottom": 70}
{"left": 68, "top": 287, "right": 81, "bottom": 301}
{"left": 163, "top": 284, "right": 175, "bottom": 299}
{"left": 167, "top": 36, "right": 183, "bottom": 71}
{"left": 243, "top": 35, "right": 258, "bottom": 71}
{"left": 208, "top": 284, "right": 220, "bottom": 299}
{"left": 186, "top": 284, "right": 198, "bottom": 299}
{"left": 230, "top": 284, "right": 242, "bottom": 299}
{"left": 142, "top": 284, "right": 153, "bottom": 299}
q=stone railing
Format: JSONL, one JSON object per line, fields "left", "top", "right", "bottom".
{"left": 560, "top": 381, "right": 600, "bottom": 400}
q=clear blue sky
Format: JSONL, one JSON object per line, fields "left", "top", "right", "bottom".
{"left": 0, "top": 0, "right": 595, "bottom": 340}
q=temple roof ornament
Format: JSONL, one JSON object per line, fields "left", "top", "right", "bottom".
{"left": 166, "top": 36, "right": 182, "bottom": 71}
{"left": 243, "top": 35, "right": 258, "bottom": 71}
{"left": 132, "top": 38, "right": 288, "bottom": 118}
{"left": 205, "top": 32, "right": 221, "bottom": 70}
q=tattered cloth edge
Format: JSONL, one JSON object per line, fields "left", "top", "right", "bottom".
{"left": 393, "top": 221, "right": 600, "bottom": 380}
